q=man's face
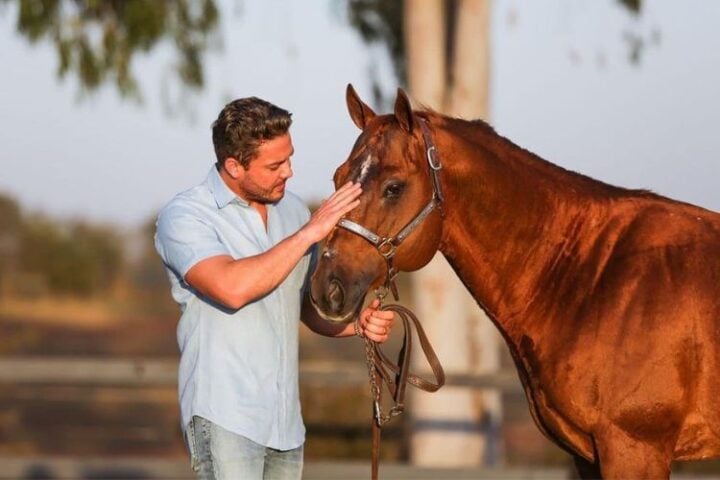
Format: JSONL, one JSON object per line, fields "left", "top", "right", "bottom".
{"left": 235, "top": 132, "right": 294, "bottom": 204}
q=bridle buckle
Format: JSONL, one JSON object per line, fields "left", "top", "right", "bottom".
{"left": 377, "top": 238, "right": 397, "bottom": 259}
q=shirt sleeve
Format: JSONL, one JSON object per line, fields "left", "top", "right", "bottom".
{"left": 154, "top": 205, "right": 231, "bottom": 279}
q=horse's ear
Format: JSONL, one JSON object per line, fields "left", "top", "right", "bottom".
{"left": 346, "top": 84, "right": 376, "bottom": 130}
{"left": 394, "top": 88, "right": 414, "bottom": 132}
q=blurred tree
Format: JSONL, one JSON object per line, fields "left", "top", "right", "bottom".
{"left": 0, "top": 193, "right": 21, "bottom": 233}
{"left": 2, "top": 0, "right": 219, "bottom": 100}
{"left": 344, "top": 0, "right": 647, "bottom": 104}
{"left": 0, "top": 193, "right": 22, "bottom": 295}
{"left": 129, "top": 215, "right": 170, "bottom": 297}
{"left": 19, "top": 215, "right": 123, "bottom": 295}
{"left": 71, "top": 221, "right": 123, "bottom": 293}
{"left": 618, "top": 0, "right": 642, "bottom": 15}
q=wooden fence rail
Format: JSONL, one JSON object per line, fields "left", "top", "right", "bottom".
{"left": 0, "top": 356, "right": 523, "bottom": 391}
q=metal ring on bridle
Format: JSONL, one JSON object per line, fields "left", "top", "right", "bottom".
{"left": 377, "top": 239, "right": 397, "bottom": 259}
{"left": 427, "top": 146, "right": 442, "bottom": 171}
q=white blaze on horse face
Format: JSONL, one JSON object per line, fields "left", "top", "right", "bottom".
{"left": 356, "top": 153, "right": 376, "bottom": 185}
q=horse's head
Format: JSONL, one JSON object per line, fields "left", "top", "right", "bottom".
{"left": 310, "top": 85, "right": 444, "bottom": 323}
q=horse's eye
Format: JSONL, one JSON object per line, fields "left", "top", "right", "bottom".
{"left": 383, "top": 182, "right": 405, "bottom": 199}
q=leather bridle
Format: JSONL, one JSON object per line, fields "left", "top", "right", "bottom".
{"left": 335, "top": 117, "right": 446, "bottom": 479}
{"left": 337, "top": 118, "right": 444, "bottom": 301}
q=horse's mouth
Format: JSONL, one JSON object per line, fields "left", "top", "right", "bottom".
{"left": 309, "top": 291, "right": 364, "bottom": 324}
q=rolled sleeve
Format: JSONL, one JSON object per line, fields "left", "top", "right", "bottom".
{"left": 155, "top": 206, "right": 230, "bottom": 279}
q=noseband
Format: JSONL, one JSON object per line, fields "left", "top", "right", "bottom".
{"left": 337, "top": 118, "right": 444, "bottom": 300}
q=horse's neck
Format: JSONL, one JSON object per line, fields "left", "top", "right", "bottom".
{"left": 434, "top": 122, "right": 599, "bottom": 339}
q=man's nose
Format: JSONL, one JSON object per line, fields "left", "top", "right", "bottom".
{"left": 282, "top": 163, "right": 293, "bottom": 179}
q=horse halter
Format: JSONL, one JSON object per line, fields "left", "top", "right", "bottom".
{"left": 337, "top": 117, "right": 444, "bottom": 301}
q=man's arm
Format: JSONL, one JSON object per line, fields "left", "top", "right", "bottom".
{"left": 186, "top": 182, "right": 361, "bottom": 310}
{"left": 301, "top": 292, "right": 395, "bottom": 343}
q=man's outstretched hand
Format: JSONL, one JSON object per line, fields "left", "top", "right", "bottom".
{"left": 301, "top": 181, "right": 362, "bottom": 243}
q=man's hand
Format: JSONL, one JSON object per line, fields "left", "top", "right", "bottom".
{"left": 357, "top": 299, "right": 395, "bottom": 343}
{"left": 300, "top": 181, "right": 362, "bottom": 243}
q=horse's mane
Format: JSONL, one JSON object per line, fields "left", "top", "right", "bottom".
{"left": 416, "top": 109, "right": 659, "bottom": 203}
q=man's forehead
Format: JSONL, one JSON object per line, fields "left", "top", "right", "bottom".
{"left": 255, "top": 136, "right": 293, "bottom": 162}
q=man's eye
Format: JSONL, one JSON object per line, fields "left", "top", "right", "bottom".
{"left": 383, "top": 182, "right": 405, "bottom": 199}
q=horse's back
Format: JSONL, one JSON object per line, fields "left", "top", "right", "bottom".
{"left": 588, "top": 197, "right": 720, "bottom": 459}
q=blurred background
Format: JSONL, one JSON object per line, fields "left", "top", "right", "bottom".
{"left": 1, "top": 0, "right": 719, "bottom": 479}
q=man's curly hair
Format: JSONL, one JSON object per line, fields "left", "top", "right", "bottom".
{"left": 212, "top": 97, "right": 292, "bottom": 170}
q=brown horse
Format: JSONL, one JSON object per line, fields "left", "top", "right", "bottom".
{"left": 310, "top": 85, "right": 720, "bottom": 478}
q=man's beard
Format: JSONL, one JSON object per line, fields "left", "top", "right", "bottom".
{"left": 243, "top": 180, "right": 286, "bottom": 204}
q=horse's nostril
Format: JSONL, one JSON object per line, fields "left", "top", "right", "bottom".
{"left": 327, "top": 279, "right": 345, "bottom": 313}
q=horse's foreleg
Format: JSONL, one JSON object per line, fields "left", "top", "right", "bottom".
{"left": 595, "top": 425, "right": 672, "bottom": 480}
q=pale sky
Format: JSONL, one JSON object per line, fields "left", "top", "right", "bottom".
{"left": 0, "top": 0, "right": 718, "bottom": 228}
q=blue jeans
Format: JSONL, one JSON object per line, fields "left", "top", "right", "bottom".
{"left": 185, "top": 416, "right": 304, "bottom": 480}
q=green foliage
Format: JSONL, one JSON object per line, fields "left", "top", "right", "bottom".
{"left": 0, "top": 193, "right": 21, "bottom": 234}
{"left": 130, "top": 215, "right": 169, "bottom": 293}
{"left": 0, "top": 188, "right": 123, "bottom": 295}
{"left": 0, "top": 194, "right": 22, "bottom": 281}
{"left": 4, "top": 0, "right": 219, "bottom": 99}
{"left": 18, "top": 215, "right": 123, "bottom": 295}
{"left": 618, "top": 0, "right": 642, "bottom": 15}
{"left": 0, "top": 191, "right": 172, "bottom": 300}
{"left": 344, "top": 0, "right": 404, "bottom": 107}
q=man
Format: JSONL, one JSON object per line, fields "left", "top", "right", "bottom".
{"left": 155, "top": 97, "right": 394, "bottom": 479}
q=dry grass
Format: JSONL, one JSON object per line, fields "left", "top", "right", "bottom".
{"left": 0, "top": 296, "right": 122, "bottom": 329}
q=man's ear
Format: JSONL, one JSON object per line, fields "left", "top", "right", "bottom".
{"left": 222, "top": 157, "right": 245, "bottom": 179}
{"left": 394, "top": 88, "right": 414, "bottom": 132}
{"left": 346, "top": 84, "right": 376, "bottom": 130}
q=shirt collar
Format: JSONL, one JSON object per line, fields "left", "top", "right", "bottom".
{"left": 207, "top": 166, "right": 249, "bottom": 208}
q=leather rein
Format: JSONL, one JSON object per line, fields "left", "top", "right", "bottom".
{"left": 336, "top": 118, "right": 446, "bottom": 479}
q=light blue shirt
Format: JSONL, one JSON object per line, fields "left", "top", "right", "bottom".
{"left": 154, "top": 166, "right": 315, "bottom": 450}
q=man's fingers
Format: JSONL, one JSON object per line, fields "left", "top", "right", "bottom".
{"left": 312, "top": 185, "right": 359, "bottom": 217}
{"left": 337, "top": 199, "right": 361, "bottom": 218}
{"left": 367, "top": 316, "right": 393, "bottom": 328}
{"left": 318, "top": 197, "right": 360, "bottom": 223}
{"left": 330, "top": 187, "right": 362, "bottom": 210}
{"left": 327, "top": 182, "right": 361, "bottom": 205}
{"left": 365, "top": 310, "right": 394, "bottom": 327}
{"left": 359, "top": 305, "right": 396, "bottom": 343}
{"left": 375, "top": 311, "right": 394, "bottom": 321}
{"left": 366, "top": 321, "right": 391, "bottom": 339}
{"left": 305, "top": 182, "right": 363, "bottom": 241}
{"left": 328, "top": 181, "right": 357, "bottom": 200}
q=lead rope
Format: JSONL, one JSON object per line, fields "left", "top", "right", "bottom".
{"left": 360, "top": 286, "right": 445, "bottom": 480}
